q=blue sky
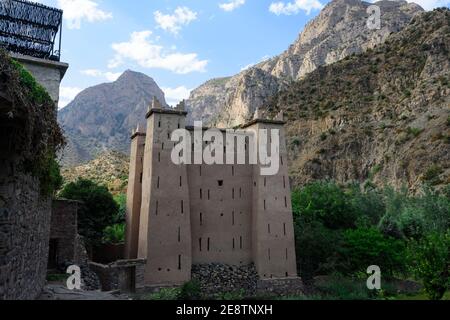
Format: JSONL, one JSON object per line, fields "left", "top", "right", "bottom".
{"left": 34, "top": 0, "right": 449, "bottom": 108}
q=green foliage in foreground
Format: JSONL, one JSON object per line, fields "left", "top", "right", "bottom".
{"left": 102, "top": 223, "right": 125, "bottom": 245}
{"left": 407, "top": 232, "right": 450, "bottom": 300}
{"left": 292, "top": 181, "right": 450, "bottom": 300}
{"left": 59, "top": 179, "right": 119, "bottom": 245}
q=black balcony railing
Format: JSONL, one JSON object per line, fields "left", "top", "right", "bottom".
{"left": 0, "top": 0, "right": 63, "bottom": 61}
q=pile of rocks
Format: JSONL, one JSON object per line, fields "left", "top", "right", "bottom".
{"left": 192, "top": 263, "right": 258, "bottom": 297}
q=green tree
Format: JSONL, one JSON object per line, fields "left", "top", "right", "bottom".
{"left": 294, "top": 216, "right": 342, "bottom": 284}
{"left": 59, "top": 179, "right": 119, "bottom": 245}
{"left": 292, "top": 181, "right": 357, "bottom": 230}
{"left": 340, "top": 228, "right": 406, "bottom": 276}
{"left": 408, "top": 232, "right": 450, "bottom": 300}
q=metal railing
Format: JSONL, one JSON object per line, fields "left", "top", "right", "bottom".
{"left": 0, "top": 0, "right": 63, "bottom": 61}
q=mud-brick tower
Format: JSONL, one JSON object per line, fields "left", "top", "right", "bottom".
{"left": 125, "top": 125, "right": 146, "bottom": 259}
{"left": 137, "top": 98, "right": 192, "bottom": 285}
{"left": 242, "top": 110, "right": 297, "bottom": 279}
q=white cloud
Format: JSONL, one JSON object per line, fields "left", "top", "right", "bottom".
{"left": 108, "top": 30, "right": 208, "bottom": 74}
{"left": 57, "top": 0, "right": 112, "bottom": 29}
{"left": 219, "top": 0, "right": 246, "bottom": 12}
{"left": 154, "top": 7, "right": 197, "bottom": 35}
{"left": 81, "top": 69, "right": 121, "bottom": 81}
{"left": 162, "top": 86, "right": 192, "bottom": 106}
{"left": 269, "top": 0, "right": 323, "bottom": 15}
{"left": 59, "top": 86, "right": 83, "bottom": 109}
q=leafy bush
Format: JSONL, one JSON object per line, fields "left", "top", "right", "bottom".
{"left": 315, "top": 275, "right": 377, "bottom": 300}
{"left": 59, "top": 179, "right": 119, "bottom": 245}
{"left": 294, "top": 217, "right": 341, "bottom": 283}
{"left": 179, "top": 280, "right": 202, "bottom": 300}
{"left": 113, "top": 193, "right": 127, "bottom": 224}
{"left": 340, "top": 228, "right": 406, "bottom": 276}
{"left": 216, "top": 289, "right": 245, "bottom": 300}
{"left": 408, "top": 232, "right": 450, "bottom": 300}
{"left": 146, "top": 287, "right": 181, "bottom": 300}
{"left": 102, "top": 223, "right": 125, "bottom": 245}
{"left": 422, "top": 165, "right": 443, "bottom": 186}
{"left": 292, "top": 181, "right": 357, "bottom": 230}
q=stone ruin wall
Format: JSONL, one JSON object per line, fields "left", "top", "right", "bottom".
{"left": 0, "top": 155, "right": 52, "bottom": 300}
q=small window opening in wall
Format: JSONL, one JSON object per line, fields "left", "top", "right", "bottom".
{"left": 178, "top": 122, "right": 180, "bottom": 129}
{"left": 158, "top": 152, "right": 161, "bottom": 162}
{"left": 264, "top": 200, "right": 266, "bottom": 210}
{"left": 200, "top": 189, "right": 203, "bottom": 199}
{"left": 268, "top": 224, "right": 271, "bottom": 234}
{"left": 239, "top": 188, "right": 242, "bottom": 198}
{"left": 233, "top": 238, "right": 235, "bottom": 250}
{"left": 284, "top": 223, "right": 287, "bottom": 236}
{"left": 180, "top": 176, "right": 182, "bottom": 187}
{"left": 232, "top": 188, "right": 235, "bottom": 199}
{"left": 254, "top": 181, "right": 256, "bottom": 187}
{"left": 232, "top": 211, "right": 235, "bottom": 226}
{"left": 283, "top": 176, "right": 286, "bottom": 189}
{"left": 208, "top": 190, "right": 210, "bottom": 200}
{"left": 281, "top": 156, "right": 284, "bottom": 166}
{"left": 178, "top": 255, "right": 181, "bottom": 270}
{"left": 199, "top": 238, "right": 202, "bottom": 251}
{"left": 158, "top": 120, "right": 161, "bottom": 128}
{"left": 167, "top": 132, "right": 170, "bottom": 139}
{"left": 207, "top": 238, "right": 210, "bottom": 251}
{"left": 140, "top": 173, "right": 143, "bottom": 183}
{"left": 157, "top": 176, "right": 160, "bottom": 189}
{"left": 285, "top": 196, "right": 288, "bottom": 208}
{"left": 240, "top": 236, "right": 242, "bottom": 249}
{"left": 181, "top": 200, "right": 184, "bottom": 214}
{"left": 200, "top": 212, "right": 203, "bottom": 226}
{"left": 286, "top": 248, "right": 288, "bottom": 260}
{"left": 199, "top": 166, "right": 202, "bottom": 176}
{"left": 162, "top": 143, "right": 164, "bottom": 150}
{"left": 178, "top": 227, "right": 181, "bottom": 242}
{"left": 218, "top": 180, "right": 224, "bottom": 187}
{"left": 286, "top": 272, "right": 289, "bottom": 277}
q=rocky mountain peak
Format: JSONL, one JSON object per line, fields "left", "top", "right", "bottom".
{"left": 186, "top": 0, "right": 424, "bottom": 127}
{"left": 58, "top": 70, "right": 167, "bottom": 166}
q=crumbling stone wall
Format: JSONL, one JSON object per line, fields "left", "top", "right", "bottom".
{"left": 89, "top": 259, "right": 146, "bottom": 293}
{"left": 0, "top": 159, "right": 52, "bottom": 300}
{"left": 0, "top": 50, "right": 66, "bottom": 300}
{"left": 49, "top": 199, "right": 79, "bottom": 268}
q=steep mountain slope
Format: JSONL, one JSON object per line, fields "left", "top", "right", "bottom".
{"left": 186, "top": 0, "right": 423, "bottom": 127}
{"left": 264, "top": 8, "right": 450, "bottom": 190}
{"left": 61, "top": 151, "right": 129, "bottom": 194}
{"left": 58, "top": 70, "right": 167, "bottom": 166}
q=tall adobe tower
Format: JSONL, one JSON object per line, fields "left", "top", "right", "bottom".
{"left": 125, "top": 125, "right": 146, "bottom": 259}
{"left": 125, "top": 100, "right": 299, "bottom": 287}
{"left": 242, "top": 110, "right": 297, "bottom": 278}
{"left": 137, "top": 98, "right": 192, "bottom": 285}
